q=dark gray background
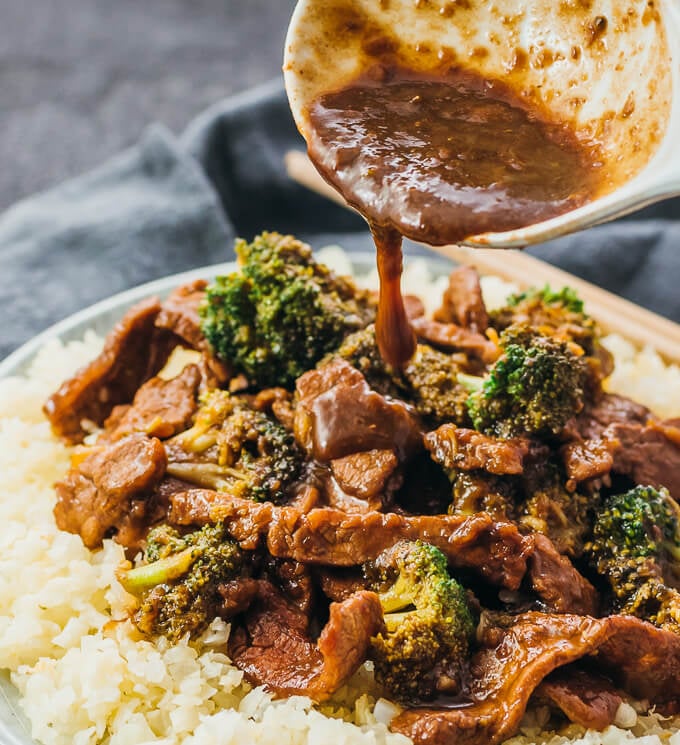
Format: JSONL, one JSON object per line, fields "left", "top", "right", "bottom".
{"left": 1, "top": 0, "right": 296, "bottom": 211}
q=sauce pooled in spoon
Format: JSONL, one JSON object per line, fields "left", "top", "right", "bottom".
{"left": 306, "top": 66, "right": 604, "bottom": 368}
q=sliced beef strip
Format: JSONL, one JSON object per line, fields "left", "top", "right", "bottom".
{"left": 287, "top": 484, "right": 323, "bottom": 513}
{"left": 316, "top": 567, "right": 369, "bottom": 602}
{"left": 536, "top": 668, "right": 624, "bottom": 731}
{"left": 252, "top": 387, "right": 295, "bottom": 430}
{"left": 168, "top": 489, "right": 274, "bottom": 550}
{"left": 425, "top": 425, "right": 531, "bottom": 476}
{"left": 392, "top": 612, "right": 680, "bottom": 745}
{"left": 267, "top": 508, "right": 531, "bottom": 590}
{"left": 561, "top": 434, "right": 618, "bottom": 484}
{"left": 154, "top": 279, "right": 230, "bottom": 384}
{"left": 54, "top": 434, "right": 167, "bottom": 549}
{"left": 609, "top": 421, "right": 680, "bottom": 501}
{"left": 44, "top": 298, "right": 175, "bottom": 443}
{"left": 574, "top": 393, "right": 650, "bottom": 441}
{"left": 228, "top": 581, "right": 383, "bottom": 701}
{"left": 113, "top": 476, "right": 195, "bottom": 552}
{"left": 103, "top": 364, "right": 202, "bottom": 441}
{"left": 410, "top": 316, "right": 499, "bottom": 364}
{"left": 155, "top": 280, "right": 207, "bottom": 349}
{"left": 294, "top": 359, "right": 422, "bottom": 462}
{"left": 169, "top": 490, "right": 530, "bottom": 590}
{"left": 262, "top": 556, "right": 315, "bottom": 617}
{"left": 560, "top": 392, "right": 669, "bottom": 489}
{"left": 219, "top": 578, "right": 262, "bottom": 618}
{"left": 528, "top": 534, "right": 599, "bottom": 616}
{"left": 329, "top": 448, "right": 399, "bottom": 510}
{"left": 434, "top": 266, "right": 489, "bottom": 334}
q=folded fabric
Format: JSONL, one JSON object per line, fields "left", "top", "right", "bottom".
{"left": 0, "top": 79, "right": 678, "bottom": 360}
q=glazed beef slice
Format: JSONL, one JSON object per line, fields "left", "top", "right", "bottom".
{"left": 54, "top": 433, "right": 167, "bottom": 548}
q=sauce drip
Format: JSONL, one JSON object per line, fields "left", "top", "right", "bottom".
{"left": 373, "top": 225, "right": 416, "bottom": 368}
{"left": 306, "top": 66, "right": 604, "bottom": 368}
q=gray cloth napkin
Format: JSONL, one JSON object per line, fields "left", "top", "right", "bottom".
{"left": 1, "top": 80, "right": 678, "bottom": 361}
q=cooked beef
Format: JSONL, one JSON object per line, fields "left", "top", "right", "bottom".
{"left": 155, "top": 280, "right": 208, "bottom": 349}
{"left": 168, "top": 489, "right": 273, "bottom": 550}
{"left": 391, "top": 612, "right": 680, "bottom": 745}
{"left": 574, "top": 393, "right": 650, "bottom": 441}
{"left": 104, "top": 364, "right": 202, "bottom": 441}
{"left": 329, "top": 449, "right": 399, "bottom": 509}
{"left": 609, "top": 421, "right": 680, "bottom": 500}
{"left": 267, "top": 508, "right": 531, "bottom": 589}
{"left": 425, "top": 425, "right": 531, "bottom": 476}
{"left": 595, "top": 615, "right": 680, "bottom": 702}
{"left": 110, "top": 476, "right": 196, "bottom": 552}
{"left": 294, "top": 359, "right": 422, "bottom": 462}
{"left": 229, "top": 582, "right": 383, "bottom": 701}
{"left": 560, "top": 392, "right": 680, "bottom": 495}
{"left": 537, "top": 668, "right": 623, "bottom": 731}
{"left": 262, "top": 557, "right": 315, "bottom": 616}
{"left": 411, "top": 316, "right": 499, "bottom": 364}
{"left": 219, "top": 578, "right": 262, "bottom": 618}
{"left": 155, "top": 279, "right": 230, "bottom": 384}
{"left": 316, "top": 568, "right": 369, "bottom": 602}
{"left": 149, "top": 476, "right": 198, "bottom": 508}
{"left": 434, "top": 267, "right": 488, "bottom": 333}
{"left": 561, "top": 434, "right": 617, "bottom": 485}
{"left": 528, "top": 534, "right": 598, "bottom": 615}
{"left": 169, "top": 492, "right": 529, "bottom": 589}
{"left": 54, "top": 434, "right": 167, "bottom": 548}
{"left": 44, "top": 298, "right": 175, "bottom": 443}
{"left": 288, "top": 484, "right": 322, "bottom": 513}
{"left": 252, "top": 387, "right": 295, "bottom": 430}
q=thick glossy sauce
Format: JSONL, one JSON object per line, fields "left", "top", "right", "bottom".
{"left": 307, "top": 67, "right": 604, "bottom": 368}
{"left": 373, "top": 224, "right": 417, "bottom": 367}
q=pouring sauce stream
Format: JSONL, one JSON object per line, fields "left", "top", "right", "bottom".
{"left": 306, "top": 66, "right": 604, "bottom": 368}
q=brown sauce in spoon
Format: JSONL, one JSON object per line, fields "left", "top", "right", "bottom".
{"left": 306, "top": 66, "right": 604, "bottom": 368}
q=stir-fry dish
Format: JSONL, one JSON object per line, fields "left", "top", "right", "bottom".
{"left": 43, "top": 233, "right": 680, "bottom": 745}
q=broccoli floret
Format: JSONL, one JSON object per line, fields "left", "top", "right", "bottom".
{"left": 404, "top": 345, "right": 473, "bottom": 428}
{"left": 507, "top": 285, "right": 585, "bottom": 315}
{"left": 440, "top": 455, "right": 593, "bottom": 558}
{"left": 166, "top": 390, "right": 302, "bottom": 503}
{"left": 200, "top": 232, "right": 375, "bottom": 388}
{"left": 333, "top": 326, "right": 471, "bottom": 427}
{"left": 586, "top": 485, "right": 680, "bottom": 632}
{"left": 519, "top": 465, "right": 595, "bottom": 558}
{"left": 331, "top": 326, "right": 400, "bottom": 397}
{"left": 365, "top": 540, "right": 475, "bottom": 702}
{"left": 588, "top": 486, "right": 680, "bottom": 566}
{"left": 489, "top": 284, "right": 605, "bottom": 366}
{"left": 447, "top": 470, "right": 517, "bottom": 521}
{"left": 461, "top": 326, "right": 587, "bottom": 438}
{"left": 117, "top": 523, "right": 244, "bottom": 641}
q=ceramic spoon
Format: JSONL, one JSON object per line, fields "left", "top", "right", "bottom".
{"left": 284, "top": 0, "right": 680, "bottom": 248}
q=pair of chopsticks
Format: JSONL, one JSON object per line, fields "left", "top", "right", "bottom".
{"left": 285, "top": 150, "right": 680, "bottom": 365}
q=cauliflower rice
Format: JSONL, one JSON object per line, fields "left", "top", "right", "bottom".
{"left": 1, "top": 256, "right": 679, "bottom": 745}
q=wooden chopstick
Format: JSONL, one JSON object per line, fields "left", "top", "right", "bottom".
{"left": 285, "top": 149, "right": 680, "bottom": 365}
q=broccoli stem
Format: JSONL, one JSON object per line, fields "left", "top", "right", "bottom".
{"left": 117, "top": 547, "right": 198, "bottom": 595}
{"left": 457, "top": 373, "right": 484, "bottom": 394}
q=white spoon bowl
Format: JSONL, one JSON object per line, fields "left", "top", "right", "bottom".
{"left": 284, "top": 0, "right": 679, "bottom": 248}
